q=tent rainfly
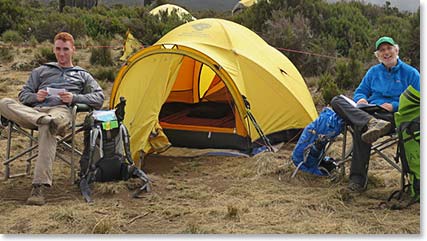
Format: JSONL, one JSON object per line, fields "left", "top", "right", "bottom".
{"left": 232, "top": 0, "right": 270, "bottom": 15}
{"left": 110, "top": 18, "right": 318, "bottom": 160}
{"left": 149, "top": 4, "right": 196, "bottom": 21}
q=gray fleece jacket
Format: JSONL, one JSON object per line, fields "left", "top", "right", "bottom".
{"left": 18, "top": 62, "right": 104, "bottom": 109}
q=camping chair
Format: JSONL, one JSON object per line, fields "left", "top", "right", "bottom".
{"left": 1, "top": 104, "right": 91, "bottom": 184}
{"left": 336, "top": 111, "right": 401, "bottom": 176}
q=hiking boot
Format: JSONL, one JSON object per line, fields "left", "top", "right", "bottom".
{"left": 26, "top": 184, "right": 48, "bottom": 206}
{"left": 361, "top": 118, "right": 392, "bottom": 144}
{"left": 348, "top": 181, "right": 366, "bottom": 193}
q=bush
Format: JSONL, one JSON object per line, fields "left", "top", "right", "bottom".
{"left": 334, "top": 60, "right": 352, "bottom": 90}
{"left": 75, "top": 36, "right": 95, "bottom": 50}
{"left": 320, "top": 73, "right": 341, "bottom": 104}
{"left": 334, "top": 55, "right": 363, "bottom": 90}
{"left": 90, "top": 39, "right": 114, "bottom": 66}
{"left": 1, "top": 30, "right": 23, "bottom": 43}
{"left": 0, "top": 47, "right": 13, "bottom": 62}
{"left": 32, "top": 14, "right": 68, "bottom": 43}
{"left": 90, "top": 66, "right": 118, "bottom": 82}
{"left": 34, "top": 46, "right": 56, "bottom": 64}
{"left": 28, "top": 35, "right": 38, "bottom": 47}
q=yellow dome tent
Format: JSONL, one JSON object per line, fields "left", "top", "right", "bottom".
{"left": 232, "top": 0, "right": 269, "bottom": 15}
{"left": 149, "top": 4, "right": 196, "bottom": 21}
{"left": 110, "top": 18, "right": 317, "bottom": 160}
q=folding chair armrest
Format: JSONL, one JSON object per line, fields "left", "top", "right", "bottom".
{"left": 73, "top": 103, "right": 92, "bottom": 113}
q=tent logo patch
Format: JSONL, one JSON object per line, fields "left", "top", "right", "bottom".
{"left": 192, "top": 23, "right": 211, "bottom": 31}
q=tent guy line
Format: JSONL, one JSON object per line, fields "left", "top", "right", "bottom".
{"left": 0, "top": 44, "right": 342, "bottom": 60}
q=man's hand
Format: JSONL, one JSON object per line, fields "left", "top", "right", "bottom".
{"left": 357, "top": 98, "right": 368, "bottom": 105}
{"left": 58, "top": 91, "right": 74, "bottom": 104}
{"left": 380, "top": 103, "right": 393, "bottom": 112}
{"left": 36, "top": 89, "right": 48, "bottom": 102}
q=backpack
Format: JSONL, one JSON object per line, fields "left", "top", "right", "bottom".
{"left": 389, "top": 86, "right": 420, "bottom": 203}
{"left": 291, "top": 107, "right": 344, "bottom": 176}
{"left": 79, "top": 97, "right": 151, "bottom": 202}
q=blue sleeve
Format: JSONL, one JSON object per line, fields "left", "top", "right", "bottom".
{"left": 393, "top": 66, "right": 420, "bottom": 112}
{"left": 353, "top": 70, "right": 372, "bottom": 102}
{"left": 410, "top": 69, "right": 420, "bottom": 91}
{"left": 391, "top": 101, "right": 399, "bottom": 112}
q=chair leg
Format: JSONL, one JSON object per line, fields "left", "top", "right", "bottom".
{"left": 70, "top": 113, "right": 76, "bottom": 184}
{"left": 340, "top": 125, "right": 347, "bottom": 176}
{"left": 70, "top": 104, "right": 78, "bottom": 184}
{"left": 4, "top": 122, "right": 12, "bottom": 180}
{"left": 27, "top": 129, "right": 34, "bottom": 176}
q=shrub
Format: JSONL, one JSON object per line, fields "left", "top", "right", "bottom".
{"left": 11, "top": 62, "right": 35, "bottom": 71}
{"left": 1, "top": 30, "right": 23, "bottom": 43}
{"left": 75, "top": 35, "right": 95, "bottom": 50}
{"left": 32, "top": 13, "right": 68, "bottom": 43}
{"left": 334, "top": 60, "right": 352, "bottom": 90}
{"left": 28, "top": 35, "right": 38, "bottom": 47}
{"left": 320, "top": 74, "right": 341, "bottom": 104}
{"left": 262, "top": 11, "right": 313, "bottom": 76}
{"left": 0, "top": 48, "right": 13, "bottom": 62}
{"left": 34, "top": 46, "right": 56, "bottom": 64}
{"left": 90, "top": 39, "right": 114, "bottom": 66}
{"left": 90, "top": 66, "right": 118, "bottom": 82}
{"left": 334, "top": 55, "right": 363, "bottom": 91}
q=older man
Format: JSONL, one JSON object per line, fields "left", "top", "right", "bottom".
{"left": 330, "top": 36, "right": 420, "bottom": 192}
{"left": 0, "top": 32, "right": 104, "bottom": 205}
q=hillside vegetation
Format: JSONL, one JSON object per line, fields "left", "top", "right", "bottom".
{"left": 0, "top": 0, "right": 420, "bottom": 234}
{"left": 0, "top": 0, "right": 419, "bottom": 103}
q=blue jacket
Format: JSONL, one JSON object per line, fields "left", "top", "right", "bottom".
{"left": 353, "top": 59, "right": 420, "bottom": 112}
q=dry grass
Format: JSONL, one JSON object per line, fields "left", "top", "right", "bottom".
{"left": 0, "top": 45, "right": 420, "bottom": 234}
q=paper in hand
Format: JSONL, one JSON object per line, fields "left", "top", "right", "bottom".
{"left": 47, "top": 87, "right": 66, "bottom": 96}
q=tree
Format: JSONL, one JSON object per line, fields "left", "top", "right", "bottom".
{"left": 406, "top": 9, "right": 420, "bottom": 69}
{"left": 59, "top": 0, "right": 98, "bottom": 12}
{"left": 0, "top": 0, "right": 25, "bottom": 35}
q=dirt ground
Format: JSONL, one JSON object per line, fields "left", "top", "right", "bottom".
{"left": 0, "top": 45, "right": 420, "bottom": 234}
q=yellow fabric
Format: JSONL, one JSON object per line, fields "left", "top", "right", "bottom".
{"left": 149, "top": 4, "right": 196, "bottom": 21}
{"left": 199, "top": 65, "right": 216, "bottom": 99}
{"left": 240, "top": 0, "right": 257, "bottom": 7}
{"left": 148, "top": 122, "right": 171, "bottom": 154}
{"left": 113, "top": 53, "right": 183, "bottom": 160}
{"left": 119, "top": 30, "right": 143, "bottom": 61}
{"left": 238, "top": 0, "right": 270, "bottom": 8}
{"left": 111, "top": 18, "right": 318, "bottom": 160}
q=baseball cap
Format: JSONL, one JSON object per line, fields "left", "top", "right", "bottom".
{"left": 375, "top": 36, "right": 396, "bottom": 50}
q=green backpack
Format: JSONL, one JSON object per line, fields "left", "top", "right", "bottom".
{"left": 393, "top": 85, "right": 420, "bottom": 202}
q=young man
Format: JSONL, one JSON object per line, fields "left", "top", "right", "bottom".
{"left": 330, "top": 36, "right": 420, "bottom": 192}
{"left": 0, "top": 32, "right": 105, "bottom": 205}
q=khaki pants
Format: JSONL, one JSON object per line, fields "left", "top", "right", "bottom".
{"left": 0, "top": 98, "right": 72, "bottom": 185}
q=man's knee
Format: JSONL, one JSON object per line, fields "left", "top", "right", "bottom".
{"left": 0, "top": 97, "right": 16, "bottom": 108}
{"left": 330, "top": 95, "right": 342, "bottom": 110}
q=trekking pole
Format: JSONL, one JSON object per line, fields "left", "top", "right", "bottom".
{"left": 242, "top": 96, "right": 274, "bottom": 152}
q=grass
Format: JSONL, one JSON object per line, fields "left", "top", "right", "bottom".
{"left": 0, "top": 44, "right": 420, "bottom": 234}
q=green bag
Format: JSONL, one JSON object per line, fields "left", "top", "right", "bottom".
{"left": 394, "top": 85, "right": 420, "bottom": 201}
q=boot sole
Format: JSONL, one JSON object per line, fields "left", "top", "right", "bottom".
{"left": 361, "top": 122, "right": 392, "bottom": 144}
